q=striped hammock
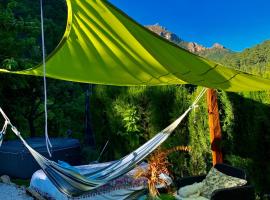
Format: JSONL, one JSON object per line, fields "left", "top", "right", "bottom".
{"left": 0, "top": 89, "right": 206, "bottom": 197}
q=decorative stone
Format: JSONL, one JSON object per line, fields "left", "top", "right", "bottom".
{"left": 0, "top": 175, "right": 11, "bottom": 184}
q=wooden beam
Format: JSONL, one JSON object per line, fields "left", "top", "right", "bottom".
{"left": 207, "top": 89, "right": 223, "bottom": 165}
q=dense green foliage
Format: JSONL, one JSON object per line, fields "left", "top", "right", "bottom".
{"left": 1, "top": 0, "right": 270, "bottom": 197}
{"left": 223, "top": 91, "right": 270, "bottom": 194}
{"left": 90, "top": 85, "right": 211, "bottom": 177}
{"left": 0, "top": 0, "right": 85, "bottom": 140}
{"left": 209, "top": 40, "right": 270, "bottom": 77}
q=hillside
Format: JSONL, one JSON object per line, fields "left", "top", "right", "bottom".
{"left": 219, "top": 40, "right": 270, "bottom": 76}
{"left": 198, "top": 43, "right": 233, "bottom": 61}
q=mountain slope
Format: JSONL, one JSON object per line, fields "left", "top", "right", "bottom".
{"left": 198, "top": 43, "right": 233, "bottom": 61}
{"left": 218, "top": 40, "right": 270, "bottom": 76}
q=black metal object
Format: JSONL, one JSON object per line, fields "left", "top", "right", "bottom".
{"left": 176, "top": 163, "right": 255, "bottom": 200}
{"left": 211, "top": 185, "right": 255, "bottom": 200}
{"left": 175, "top": 175, "right": 206, "bottom": 188}
{"left": 84, "top": 84, "right": 95, "bottom": 147}
{"left": 214, "top": 163, "right": 246, "bottom": 180}
{"left": 0, "top": 137, "right": 81, "bottom": 179}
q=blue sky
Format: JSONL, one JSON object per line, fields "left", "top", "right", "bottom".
{"left": 109, "top": 0, "right": 270, "bottom": 52}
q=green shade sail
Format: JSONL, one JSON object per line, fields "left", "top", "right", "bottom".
{"left": 1, "top": 0, "right": 270, "bottom": 91}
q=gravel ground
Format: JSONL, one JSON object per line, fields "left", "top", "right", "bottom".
{"left": 0, "top": 183, "right": 33, "bottom": 200}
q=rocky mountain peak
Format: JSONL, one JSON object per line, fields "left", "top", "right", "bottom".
{"left": 146, "top": 24, "right": 232, "bottom": 60}
{"left": 146, "top": 24, "right": 182, "bottom": 44}
{"left": 212, "top": 43, "right": 225, "bottom": 49}
{"left": 187, "top": 42, "right": 206, "bottom": 53}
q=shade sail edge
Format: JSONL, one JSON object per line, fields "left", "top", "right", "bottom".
{"left": 0, "top": 0, "right": 270, "bottom": 92}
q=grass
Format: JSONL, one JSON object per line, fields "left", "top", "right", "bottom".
{"left": 11, "top": 179, "right": 30, "bottom": 186}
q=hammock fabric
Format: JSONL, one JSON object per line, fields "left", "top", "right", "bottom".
{"left": 0, "top": 88, "right": 206, "bottom": 197}
{"left": 0, "top": 0, "right": 270, "bottom": 91}
{"left": 0, "top": 101, "right": 195, "bottom": 197}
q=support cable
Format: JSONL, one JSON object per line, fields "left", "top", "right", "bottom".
{"left": 40, "top": 0, "right": 52, "bottom": 157}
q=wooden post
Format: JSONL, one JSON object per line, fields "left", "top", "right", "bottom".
{"left": 207, "top": 89, "right": 223, "bottom": 165}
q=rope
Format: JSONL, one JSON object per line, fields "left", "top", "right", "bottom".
{"left": 40, "top": 0, "right": 52, "bottom": 157}
{"left": 1, "top": 121, "right": 8, "bottom": 135}
{"left": 0, "top": 108, "right": 19, "bottom": 135}
{"left": 190, "top": 88, "right": 207, "bottom": 109}
{"left": 0, "top": 114, "right": 8, "bottom": 147}
{"left": 190, "top": 88, "right": 207, "bottom": 123}
{"left": 0, "top": 107, "right": 21, "bottom": 148}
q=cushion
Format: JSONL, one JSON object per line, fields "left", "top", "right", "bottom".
{"left": 178, "top": 182, "right": 204, "bottom": 197}
{"left": 175, "top": 194, "right": 209, "bottom": 200}
{"left": 30, "top": 162, "right": 150, "bottom": 200}
{"left": 200, "top": 167, "right": 247, "bottom": 198}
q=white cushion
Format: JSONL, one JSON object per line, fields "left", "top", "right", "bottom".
{"left": 175, "top": 194, "right": 209, "bottom": 200}
{"left": 30, "top": 162, "right": 149, "bottom": 200}
{"left": 178, "top": 182, "right": 204, "bottom": 197}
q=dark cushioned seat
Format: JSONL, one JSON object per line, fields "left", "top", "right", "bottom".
{"left": 176, "top": 163, "right": 255, "bottom": 200}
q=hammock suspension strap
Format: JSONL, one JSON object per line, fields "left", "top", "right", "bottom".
{"left": 40, "top": 0, "right": 52, "bottom": 157}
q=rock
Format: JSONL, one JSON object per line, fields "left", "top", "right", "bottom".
{"left": 146, "top": 23, "right": 230, "bottom": 56}
{"left": 212, "top": 43, "right": 225, "bottom": 49}
{"left": 146, "top": 24, "right": 183, "bottom": 44}
{"left": 187, "top": 42, "right": 206, "bottom": 53}
{"left": 0, "top": 175, "right": 11, "bottom": 184}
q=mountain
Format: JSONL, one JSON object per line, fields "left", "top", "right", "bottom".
{"left": 146, "top": 24, "right": 270, "bottom": 77}
{"left": 146, "top": 24, "right": 234, "bottom": 61}
{"left": 198, "top": 43, "right": 233, "bottom": 61}
{"left": 146, "top": 24, "right": 183, "bottom": 44}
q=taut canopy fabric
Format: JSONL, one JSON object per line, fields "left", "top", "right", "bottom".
{"left": 1, "top": 0, "right": 270, "bottom": 91}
